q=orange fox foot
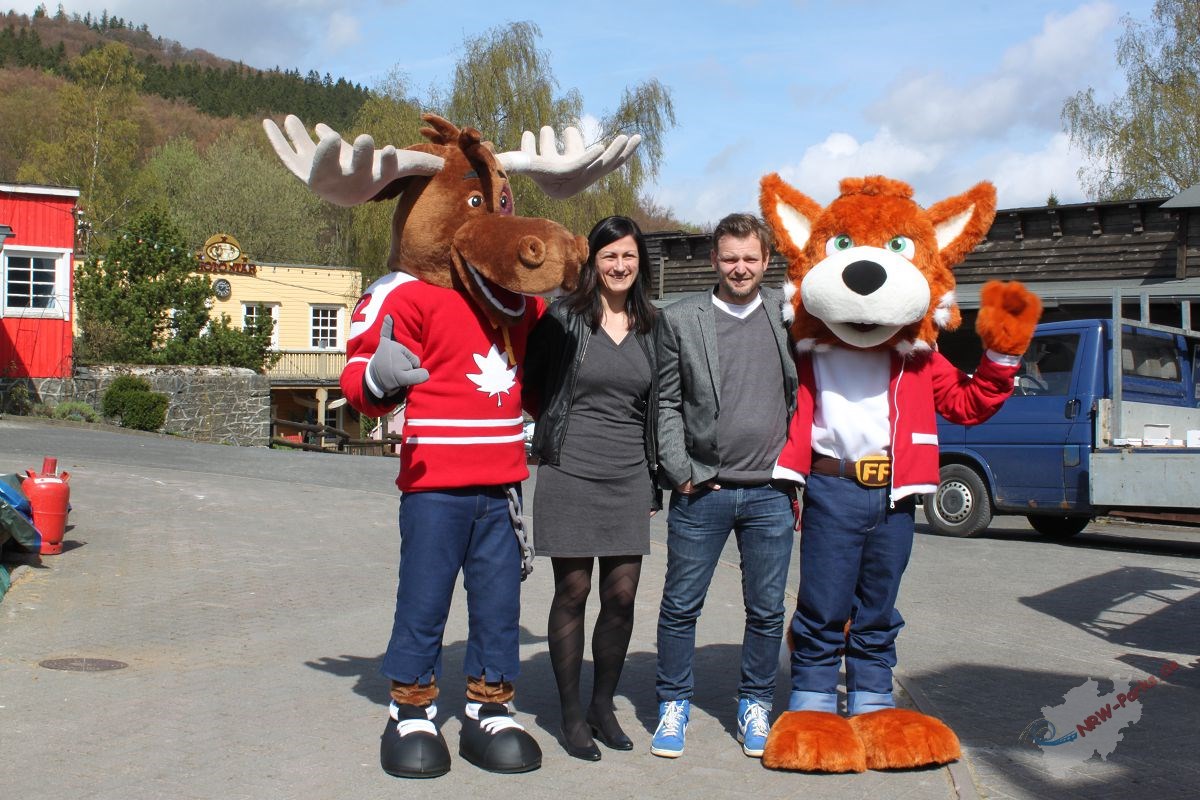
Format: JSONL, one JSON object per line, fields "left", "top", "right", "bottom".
{"left": 848, "top": 708, "right": 961, "bottom": 770}
{"left": 761, "top": 711, "right": 866, "bottom": 773}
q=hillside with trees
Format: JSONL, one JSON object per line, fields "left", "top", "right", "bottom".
{"left": 0, "top": 7, "right": 688, "bottom": 278}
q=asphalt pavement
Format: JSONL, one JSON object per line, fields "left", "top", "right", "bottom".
{"left": 1, "top": 416, "right": 1196, "bottom": 800}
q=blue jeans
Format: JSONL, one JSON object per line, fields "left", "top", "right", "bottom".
{"left": 381, "top": 487, "right": 522, "bottom": 685}
{"left": 655, "top": 483, "right": 795, "bottom": 705}
{"left": 789, "top": 474, "right": 915, "bottom": 715}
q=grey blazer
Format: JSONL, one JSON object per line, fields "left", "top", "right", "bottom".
{"left": 655, "top": 286, "right": 798, "bottom": 489}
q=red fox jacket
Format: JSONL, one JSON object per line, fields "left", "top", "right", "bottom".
{"left": 774, "top": 349, "right": 1019, "bottom": 502}
{"left": 341, "top": 271, "right": 546, "bottom": 492}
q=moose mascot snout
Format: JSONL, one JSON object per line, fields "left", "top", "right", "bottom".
{"left": 759, "top": 174, "right": 1040, "bottom": 772}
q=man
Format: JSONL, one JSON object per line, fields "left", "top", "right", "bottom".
{"left": 652, "top": 213, "right": 799, "bottom": 759}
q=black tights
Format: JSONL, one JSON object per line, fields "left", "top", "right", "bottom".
{"left": 548, "top": 555, "right": 642, "bottom": 746}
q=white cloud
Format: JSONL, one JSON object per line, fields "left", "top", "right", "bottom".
{"left": 776, "top": 129, "right": 942, "bottom": 203}
{"left": 577, "top": 113, "right": 604, "bottom": 147}
{"left": 323, "top": 12, "right": 361, "bottom": 52}
{"left": 868, "top": 2, "right": 1119, "bottom": 145}
{"left": 982, "top": 132, "right": 1088, "bottom": 207}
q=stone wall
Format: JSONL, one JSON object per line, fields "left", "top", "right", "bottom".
{"left": 1, "top": 366, "right": 270, "bottom": 446}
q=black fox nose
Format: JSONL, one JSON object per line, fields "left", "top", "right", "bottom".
{"left": 842, "top": 260, "right": 887, "bottom": 296}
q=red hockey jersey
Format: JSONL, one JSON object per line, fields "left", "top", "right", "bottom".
{"left": 341, "top": 271, "right": 546, "bottom": 492}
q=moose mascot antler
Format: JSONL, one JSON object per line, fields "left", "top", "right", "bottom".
{"left": 265, "top": 114, "right": 640, "bottom": 778}
{"left": 757, "top": 174, "right": 1040, "bottom": 773}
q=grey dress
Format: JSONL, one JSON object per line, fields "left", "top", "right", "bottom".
{"left": 533, "top": 328, "right": 653, "bottom": 557}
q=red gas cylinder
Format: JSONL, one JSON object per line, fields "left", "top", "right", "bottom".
{"left": 24, "top": 457, "right": 71, "bottom": 555}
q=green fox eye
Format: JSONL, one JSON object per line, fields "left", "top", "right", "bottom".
{"left": 825, "top": 235, "right": 854, "bottom": 256}
{"left": 886, "top": 236, "right": 915, "bottom": 260}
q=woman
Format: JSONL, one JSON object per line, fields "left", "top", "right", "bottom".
{"left": 524, "top": 216, "right": 660, "bottom": 761}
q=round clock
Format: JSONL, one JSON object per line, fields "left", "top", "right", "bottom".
{"left": 213, "top": 278, "right": 232, "bottom": 299}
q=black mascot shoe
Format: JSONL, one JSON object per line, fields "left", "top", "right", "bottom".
{"left": 459, "top": 702, "right": 542, "bottom": 774}
{"left": 380, "top": 702, "right": 451, "bottom": 779}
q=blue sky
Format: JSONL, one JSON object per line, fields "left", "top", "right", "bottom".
{"left": 12, "top": 1, "right": 1157, "bottom": 224}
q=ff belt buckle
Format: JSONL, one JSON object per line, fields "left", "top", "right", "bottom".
{"left": 854, "top": 455, "right": 891, "bottom": 488}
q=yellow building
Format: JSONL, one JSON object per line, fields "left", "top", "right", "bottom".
{"left": 197, "top": 234, "right": 362, "bottom": 440}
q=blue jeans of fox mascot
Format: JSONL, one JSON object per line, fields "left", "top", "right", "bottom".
{"left": 788, "top": 474, "right": 915, "bottom": 715}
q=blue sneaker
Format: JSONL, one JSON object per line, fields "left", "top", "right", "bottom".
{"left": 736, "top": 698, "right": 771, "bottom": 757}
{"left": 650, "top": 700, "right": 690, "bottom": 758}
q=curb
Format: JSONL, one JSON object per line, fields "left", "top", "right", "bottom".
{"left": 895, "top": 672, "right": 982, "bottom": 800}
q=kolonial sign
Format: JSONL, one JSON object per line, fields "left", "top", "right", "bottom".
{"left": 196, "top": 233, "right": 257, "bottom": 275}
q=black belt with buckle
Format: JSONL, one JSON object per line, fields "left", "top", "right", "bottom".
{"left": 810, "top": 453, "right": 891, "bottom": 488}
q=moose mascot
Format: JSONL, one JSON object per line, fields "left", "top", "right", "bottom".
{"left": 758, "top": 174, "right": 1041, "bottom": 772}
{"left": 264, "top": 115, "right": 639, "bottom": 778}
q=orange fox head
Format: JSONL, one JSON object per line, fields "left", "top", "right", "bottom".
{"left": 760, "top": 174, "right": 996, "bottom": 354}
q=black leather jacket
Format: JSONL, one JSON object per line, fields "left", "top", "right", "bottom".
{"left": 523, "top": 299, "right": 661, "bottom": 510}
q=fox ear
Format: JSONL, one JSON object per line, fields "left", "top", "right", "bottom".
{"left": 926, "top": 181, "right": 997, "bottom": 267}
{"left": 760, "top": 173, "right": 824, "bottom": 263}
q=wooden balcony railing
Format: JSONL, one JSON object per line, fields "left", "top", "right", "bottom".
{"left": 265, "top": 349, "right": 346, "bottom": 382}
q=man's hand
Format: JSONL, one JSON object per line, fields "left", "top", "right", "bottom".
{"left": 365, "top": 315, "right": 429, "bottom": 399}
{"left": 677, "top": 479, "right": 720, "bottom": 495}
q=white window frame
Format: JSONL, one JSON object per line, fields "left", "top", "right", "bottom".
{"left": 310, "top": 304, "right": 342, "bottom": 350}
{"left": 1, "top": 245, "right": 71, "bottom": 319}
{"left": 242, "top": 301, "right": 281, "bottom": 349}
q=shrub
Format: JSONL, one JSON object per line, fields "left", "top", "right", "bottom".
{"left": 102, "top": 375, "right": 153, "bottom": 418}
{"left": 102, "top": 376, "right": 168, "bottom": 431}
{"left": 4, "top": 383, "right": 32, "bottom": 415}
{"left": 53, "top": 401, "right": 99, "bottom": 423}
{"left": 118, "top": 390, "right": 169, "bottom": 431}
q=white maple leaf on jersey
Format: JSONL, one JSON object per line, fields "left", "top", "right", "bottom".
{"left": 467, "top": 345, "right": 517, "bottom": 405}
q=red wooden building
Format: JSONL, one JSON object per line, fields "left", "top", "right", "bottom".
{"left": 0, "top": 183, "right": 79, "bottom": 379}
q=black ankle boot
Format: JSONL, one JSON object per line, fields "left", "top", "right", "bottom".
{"left": 560, "top": 721, "right": 601, "bottom": 761}
{"left": 380, "top": 703, "right": 451, "bottom": 778}
{"left": 587, "top": 708, "right": 633, "bottom": 751}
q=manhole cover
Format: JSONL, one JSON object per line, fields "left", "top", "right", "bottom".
{"left": 39, "top": 658, "right": 128, "bottom": 672}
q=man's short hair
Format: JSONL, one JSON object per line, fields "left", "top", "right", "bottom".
{"left": 711, "top": 213, "right": 773, "bottom": 259}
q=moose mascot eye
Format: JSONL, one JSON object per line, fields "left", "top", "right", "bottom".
{"left": 467, "top": 193, "right": 483, "bottom": 208}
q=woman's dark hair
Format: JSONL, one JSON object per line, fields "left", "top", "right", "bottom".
{"left": 564, "top": 215, "right": 657, "bottom": 334}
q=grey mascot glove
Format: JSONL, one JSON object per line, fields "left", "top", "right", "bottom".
{"left": 364, "top": 315, "right": 429, "bottom": 402}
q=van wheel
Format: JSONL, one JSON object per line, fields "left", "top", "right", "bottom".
{"left": 1026, "top": 515, "right": 1090, "bottom": 539}
{"left": 923, "top": 464, "right": 992, "bottom": 537}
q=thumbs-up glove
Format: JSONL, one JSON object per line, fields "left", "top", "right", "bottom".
{"left": 364, "top": 315, "right": 429, "bottom": 402}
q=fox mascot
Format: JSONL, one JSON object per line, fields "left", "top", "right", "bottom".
{"left": 759, "top": 175, "right": 1041, "bottom": 772}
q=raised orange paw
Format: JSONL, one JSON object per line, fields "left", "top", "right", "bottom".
{"left": 847, "top": 708, "right": 961, "bottom": 770}
{"left": 761, "top": 711, "right": 866, "bottom": 773}
{"left": 975, "top": 280, "right": 1042, "bottom": 356}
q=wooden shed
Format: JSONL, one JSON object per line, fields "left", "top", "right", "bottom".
{"left": 0, "top": 183, "right": 79, "bottom": 379}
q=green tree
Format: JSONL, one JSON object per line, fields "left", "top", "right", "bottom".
{"left": 75, "top": 209, "right": 276, "bottom": 370}
{"left": 1063, "top": 0, "right": 1200, "bottom": 199}
{"left": 435, "top": 22, "right": 676, "bottom": 233}
{"left": 346, "top": 69, "right": 426, "bottom": 280}
{"left": 17, "top": 42, "right": 146, "bottom": 234}
{"left": 138, "top": 123, "right": 349, "bottom": 265}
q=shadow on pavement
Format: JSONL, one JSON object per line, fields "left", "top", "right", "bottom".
{"left": 1020, "top": 566, "right": 1200, "bottom": 655}
{"left": 909, "top": 660, "right": 1199, "bottom": 799}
